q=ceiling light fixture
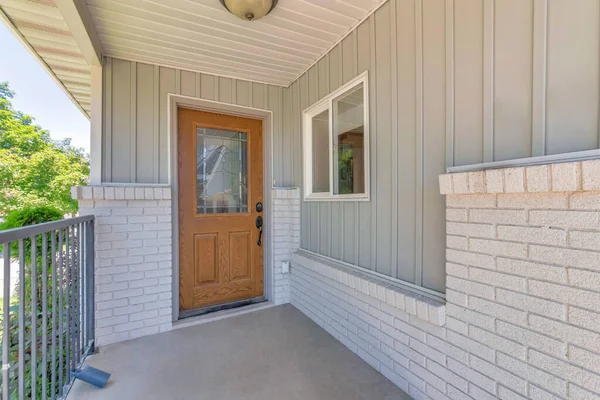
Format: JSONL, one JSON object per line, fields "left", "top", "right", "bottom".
{"left": 219, "top": 0, "right": 278, "bottom": 21}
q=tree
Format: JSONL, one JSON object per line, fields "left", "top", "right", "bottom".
{"left": 0, "top": 81, "right": 89, "bottom": 215}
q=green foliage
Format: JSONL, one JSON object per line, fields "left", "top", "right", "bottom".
{"left": 337, "top": 145, "right": 354, "bottom": 195}
{"left": 1, "top": 206, "right": 64, "bottom": 265}
{"left": 0, "top": 81, "right": 15, "bottom": 102}
{"left": 0, "top": 81, "right": 89, "bottom": 215}
{"left": 1, "top": 206, "right": 64, "bottom": 228}
{"left": 0, "top": 206, "right": 64, "bottom": 319}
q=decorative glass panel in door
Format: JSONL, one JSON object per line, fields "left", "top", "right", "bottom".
{"left": 196, "top": 127, "right": 248, "bottom": 214}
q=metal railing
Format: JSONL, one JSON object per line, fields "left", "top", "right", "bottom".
{"left": 0, "top": 216, "right": 95, "bottom": 400}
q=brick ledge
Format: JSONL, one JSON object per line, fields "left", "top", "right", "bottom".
{"left": 71, "top": 185, "right": 172, "bottom": 200}
{"left": 291, "top": 250, "right": 446, "bottom": 326}
{"left": 439, "top": 159, "right": 600, "bottom": 195}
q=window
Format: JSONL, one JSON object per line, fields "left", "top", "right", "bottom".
{"left": 303, "top": 72, "right": 369, "bottom": 201}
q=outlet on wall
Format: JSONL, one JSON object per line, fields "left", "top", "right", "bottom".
{"left": 281, "top": 261, "right": 290, "bottom": 274}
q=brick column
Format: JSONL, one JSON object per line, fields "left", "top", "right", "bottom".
{"left": 271, "top": 188, "right": 300, "bottom": 305}
{"left": 72, "top": 186, "right": 173, "bottom": 346}
{"left": 438, "top": 160, "right": 600, "bottom": 400}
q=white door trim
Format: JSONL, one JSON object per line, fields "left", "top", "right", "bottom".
{"left": 167, "top": 93, "right": 274, "bottom": 321}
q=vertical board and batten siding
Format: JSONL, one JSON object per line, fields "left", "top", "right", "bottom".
{"left": 101, "top": 0, "right": 600, "bottom": 295}
{"left": 101, "top": 56, "right": 292, "bottom": 186}
{"left": 297, "top": 0, "right": 600, "bottom": 294}
{"left": 450, "top": 0, "right": 600, "bottom": 165}
{"left": 294, "top": 0, "right": 447, "bottom": 293}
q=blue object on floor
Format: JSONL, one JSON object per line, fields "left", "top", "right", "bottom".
{"left": 74, "top": 366, "right": 111, "bottom": 388}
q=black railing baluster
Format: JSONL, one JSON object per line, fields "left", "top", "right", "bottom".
{"left": 65, "top": 226, "right": 71, "bottom": 387}
{"left": 58, "top": 229, "right": 64, "bottom": 397}
{"left": 81, "top": 224, "right": 86, "bottom": 356}
{"left": 86, "top": 220, "right": 95, "bottom": 354}
{"left": 75, "top": 223, "right": 81, "bottom": 367}
{"left": 42, "top": 232, "right": 48, "bottom": 400}
{"left": 69, "top": 225, "right": 76, "bottom": 378}
{"left": 51, "top": 231, "right": 57, "bottom": 400}
{"left": 30, "top": 236, "right": 37, "bottom": 398}
{"left": 18, "top": 239, "right": 25, "bottom": 400}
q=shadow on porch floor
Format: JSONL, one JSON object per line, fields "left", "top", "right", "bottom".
{"left": 68, "top": 304, "right": 411, "bottom": 400}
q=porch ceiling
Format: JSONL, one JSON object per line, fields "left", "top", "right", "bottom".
{"left": 1, "top": 0, "right": 384, "bottom": 120}
{"left": 86, "top": 0, "right": 385, "bottom": 86}
{"left": 0, "top": 0, "right": 92, "bottom": 117}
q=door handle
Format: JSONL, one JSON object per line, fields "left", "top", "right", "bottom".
{"left": 255, "top": 216, "right": 263, "bottom": 246}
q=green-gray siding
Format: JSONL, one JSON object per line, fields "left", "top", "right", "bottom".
{"left": 298, "top": 0, "right": 600, "bottom": 293}
{"left": 294, "top": 0, "right": 447, "bottom": 292}
{"left": 101, "top": 57, "right": 289, "bottom": 186}
{"left": 101, "top": 0, "right": 600, "bottom": 294}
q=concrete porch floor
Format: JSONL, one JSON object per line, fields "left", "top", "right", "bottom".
{"left": 68, "top": 304, "right": 411, "bottom": 400}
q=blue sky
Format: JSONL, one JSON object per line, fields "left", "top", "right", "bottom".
{"left": 0, "top": 22, "right": 90, "bottom": 153}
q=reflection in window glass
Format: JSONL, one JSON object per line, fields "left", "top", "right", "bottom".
{"left": 333, "top": 85, "right": 365, "bottom": 195}
{"left": 196, "top": 128, "right": 248, "bottom": 214}
{"left": 312, "top": 109, "right": 330, "bottom": 193}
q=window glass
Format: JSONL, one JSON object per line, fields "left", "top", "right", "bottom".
{"left": 332, "top": 85, "right": 365, "bottom": 195}
{"left": 312, "top": 109, "right": 330, "bottom": 193}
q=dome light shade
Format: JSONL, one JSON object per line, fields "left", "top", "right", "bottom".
{"left": 220, "top": 0, "right": 278, "bottom": 21}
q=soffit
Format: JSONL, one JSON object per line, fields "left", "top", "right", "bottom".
{"left": 0, "top": 0, "right": 91, "bottom": 117}
{"left": 85, "top": 0, "right": 385, "bottom": 86}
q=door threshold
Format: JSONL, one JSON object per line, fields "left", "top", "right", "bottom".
{"left": 179, "top": 296, "right": 268, "bottom": 319}
{"left": 173, "top": 299, "right": 274, "bottom": 331}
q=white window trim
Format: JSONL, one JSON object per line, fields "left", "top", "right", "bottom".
{"left": 303, "top": 71, "right": 370, "bottom": 202}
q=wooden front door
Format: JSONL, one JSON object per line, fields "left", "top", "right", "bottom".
{"left": 178, "top": 108, "right": 263, "bottom": 313}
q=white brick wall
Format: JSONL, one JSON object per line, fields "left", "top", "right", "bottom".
{"left": 73, "top": 185, "right": 300, "bottom": 346}
{"left": 271, "top": 188, "right": 300, "bottom": 305}
{"left": 292, "top": 160, "right": 600, "bottom": 400}
{"left": 73, "top": 186, "right": 173, "bottom": 346}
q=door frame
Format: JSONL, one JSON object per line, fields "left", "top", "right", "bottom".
{"left": 167, "top": 93, "right": 273, "bottom": 322}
